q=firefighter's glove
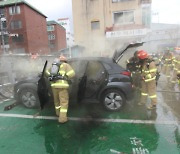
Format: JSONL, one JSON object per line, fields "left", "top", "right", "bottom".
{"left": 146, "top": 74, "right": 152, "bottom": 79}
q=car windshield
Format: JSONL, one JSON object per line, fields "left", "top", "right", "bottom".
{"left": 0, "top": 0, "right": 180, "bottom": 154}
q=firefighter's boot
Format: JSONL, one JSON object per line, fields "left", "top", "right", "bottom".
{"left": 59, "top": 107, "right": 68, "bottom": 123}
{"left": 147, "top": 104, "right": 156, "bottom": 110}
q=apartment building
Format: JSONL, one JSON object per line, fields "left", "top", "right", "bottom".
{"left": 0, "top": 0, "right": 49, "bottom": 54}
{"left": 72, "top": 0, "right": 151, "bottom": 55}
{"left": 58, "top": 18, "right": 74, "bottom": 47}
{"left": 47, "top": 20, "right": 67, "bottom": 52}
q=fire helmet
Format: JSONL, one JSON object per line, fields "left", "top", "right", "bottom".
{"left": 137, "top": 50, "right": 149, "bottom": 59}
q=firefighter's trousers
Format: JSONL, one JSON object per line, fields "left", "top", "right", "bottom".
{"left": 52, "top": 88, "right": 69, "bottom": 123}
{"left": 171, "top": 71, "right": 180, "bottom": 90}
{"left": 140, "top": 80, "right": 157, "bottom": 106}
{"left": 171, "top": 70, "right": 178, "bottom": 87}
{"left": 162, "top": 64, "right": 171, "bottom": 82}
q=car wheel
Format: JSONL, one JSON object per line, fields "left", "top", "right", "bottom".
{"left": 101, "top": 89, "right": 125, "bottom": 111}
{"left": 19, "top": 89, "right": 40, "bottom": 108}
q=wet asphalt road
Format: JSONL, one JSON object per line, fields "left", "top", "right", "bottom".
{"left": 0, "top": 74, "right": 180, "bottom": 154}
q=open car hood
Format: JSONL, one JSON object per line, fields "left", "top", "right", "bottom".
{"left": 112, "top": 42, "right": 144, "bottom": 63}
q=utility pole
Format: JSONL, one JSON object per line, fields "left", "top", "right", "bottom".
{"left": 0, "top": 14, "right": 6, "bottom": 54}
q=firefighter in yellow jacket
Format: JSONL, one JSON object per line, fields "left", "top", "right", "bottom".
{"left": 171, "top": 50, "right": 180, "bottom": 89}
{"left": 46, "top": 55, "right": 75, "bottom": 123}
{"left": 161, "top": 48, "right": 175, "bottom": 83}
{"left": 137, "top": 50, "right": 157, "bottom": 110}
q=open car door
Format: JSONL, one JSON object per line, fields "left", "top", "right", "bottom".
{"left": 37, "top": 60, "right": 49, "bottom": 109}
{"left": 112, "top": 42, "right": 144, "bottom": 63}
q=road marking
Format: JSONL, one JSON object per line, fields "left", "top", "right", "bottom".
{"left": 0, "top": 83, "right": 12, "bottom": 87}
{"left": 0, "top": 113, "right": 179, "bottom": 125}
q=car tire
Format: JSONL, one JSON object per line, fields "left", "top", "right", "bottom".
{"left": 101, "top": 89, "right": 125, "bottom": 111}
{"left": 19, "top": 88, "right": 40, "bottom": 108}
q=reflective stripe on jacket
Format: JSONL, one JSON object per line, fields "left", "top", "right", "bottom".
{"left": 163, "top": 52, "right": 174, "bottom": 64}
{"left": 173, "top": 55, "right": 180, "bottom": 72}
{"left": 142, "top": 59, "right": 157, "bottom": 82}
{"left": 47, "top": 62, "right": 75, "bottom": 89}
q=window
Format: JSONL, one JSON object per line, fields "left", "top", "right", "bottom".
{"left": 85, "top": 61, "right": 106, "bottom": 97}
{"left": 47, "top": 25, "right": 54, "bottom": 31}
{"left": 0, "top": 8, "right": 5, "bottom": 15}
{"left": 48, "top": 34, "right": 56, "bottom": 40}
{"left": 114, "top": 10, "right": 134, "bottom": 25}
{"left": 69, "top": 60, "right": 88, "bottom": 78}
{"left": 91, "top": 21, "right": 100, "bottom": 30}
{"left": 60, "top": 22, "right": 67, "bottom": 26}
{"left": 12, "top": 34, "right": 24, "bottom": 43}
{"left": 86, "top": 61, "right": 106, "bottom": 81}
{"left": 11, "top": 20, "right": 22, "bottom": 29}
{"left": 9, "top": 6, "right": 20, "bottom": 15}
{"left": 142, "top": 7, "right": 151, "bottom": 26}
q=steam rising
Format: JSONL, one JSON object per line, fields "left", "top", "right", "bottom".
{"left": 0, "top": 54, "right": 56, "bottom": 84}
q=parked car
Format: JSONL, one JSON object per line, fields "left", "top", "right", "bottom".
{"left": 14, "top": 42, "right": 143, "bottom": 111}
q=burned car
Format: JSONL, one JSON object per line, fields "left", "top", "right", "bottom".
{"left": 14, "top": 42, "right": 143, "bottom": 111}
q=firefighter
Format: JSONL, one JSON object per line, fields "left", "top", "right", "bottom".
{"left": 46, "top": 55, "right": 75, "bottom": 123}
{"left": 126, "top": 51, "right": 142, "bottom": 90}
{"left": 171, "top": 49, "right": 180, "bottom": 89}
{"left": 177, "top": 73, "right": 180, "bottom": 90}
{"left": 152, "top": 53, "right": 161, "bottom": 72}
{"left": 137, "top": 50, "right": 157, "bottom": 110}
{"left": 161, "top": 47, "right": 175, "bottom": 84}
{"left": 151, "top": 53, "right": 161, "bottom": 85}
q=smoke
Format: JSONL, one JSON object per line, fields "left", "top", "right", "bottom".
{"left": 0, "top": 54, "right": 57, "bottom": 84}
{"left": 79, "top": 33, "right": 125, "bottom": 58}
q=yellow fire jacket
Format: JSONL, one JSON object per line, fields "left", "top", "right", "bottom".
{"left": 46, "top": 62, "right": 75, "bottom": 89}
{"left": 163, "top": 52, "right": 175, "bottom": 66}
{"left": 173, "top": 55, "right": 180, "bottom": 74}
{"left": 141, "top": 59, "right": 157, "bottom": 82}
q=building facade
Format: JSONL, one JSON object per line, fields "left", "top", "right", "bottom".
{"left": 0, "top": 0, "right": 49, "bottom": 54}
{"left": 47, "top": 20, "right": 67, "bottom": 53}
{"left": 58, "top": 18, "right": 74, "bottom": 47}
{"left": 144, "top": 23, "right": 180, "bottom": 53}
{"left": 72, "top": 0, "right": 151, "bottom": 56}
